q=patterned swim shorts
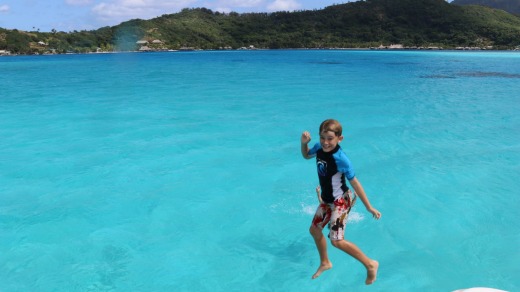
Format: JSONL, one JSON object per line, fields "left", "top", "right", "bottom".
{"left": 311, "top": 189, "right": 357, "bottom": 241}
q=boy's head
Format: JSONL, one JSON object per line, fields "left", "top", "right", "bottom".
{"left": 319, "top": 119, "right": 343, "bottom": 152}
{"left": 319, "top": 119, "right": 342, "bottom": 137}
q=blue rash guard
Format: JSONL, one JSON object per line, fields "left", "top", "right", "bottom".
{"left": 308, "top": 143, "right": 356, "bottom": 204}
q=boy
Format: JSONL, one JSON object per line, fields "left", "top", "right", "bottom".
{"left": 301, "top": 119, "right": 381, "bottom": 285}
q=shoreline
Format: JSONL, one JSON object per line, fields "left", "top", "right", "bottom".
{"left": 1, "top": 46, "right": 519, "bottom": 57}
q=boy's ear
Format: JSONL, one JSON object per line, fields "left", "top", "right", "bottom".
{"left": 338, "top": 135, "right": 344, "bottom": 142}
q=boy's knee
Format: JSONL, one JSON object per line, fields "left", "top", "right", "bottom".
{"left": 309, "top": 225, "right": 321, "bottom": 237}
{"left": 330, "top": 239, "right": 342, "bottom": 248}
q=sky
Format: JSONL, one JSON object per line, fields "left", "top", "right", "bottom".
{"left": 0, "top": 0, "right": 370, "bottom": 32}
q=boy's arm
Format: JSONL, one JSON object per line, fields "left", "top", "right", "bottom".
{"left": 349, "top": 177, "right": 381, "bottom": 219}
{"left": 300, "top": 131, "right": 313, "bottom": 159}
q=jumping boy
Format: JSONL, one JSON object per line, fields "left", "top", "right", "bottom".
{"left": 301, "top": 119, "right": 381, "bottom": 285}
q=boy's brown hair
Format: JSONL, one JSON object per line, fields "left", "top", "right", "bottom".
{"left": 319, "top": 119, "right": 343, "bottom": 137}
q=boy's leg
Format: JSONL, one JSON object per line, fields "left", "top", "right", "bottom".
{"left": 330, "top": 239, "right": 379, "bottom": 285}
{"left": 329, "top": 193, "right": 379, "bottom": 285}
{"left": 309, "top": 204, "right": 332, "bottom": 279}
{"left": 309, "top": 225, "right": 332, "bottom": 279}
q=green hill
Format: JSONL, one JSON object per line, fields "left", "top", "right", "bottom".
{"left": 1, "top": 0, "right": 520, "bottom": 54}
{"left": 451, "top": 0, "right": 520, "bottom": 15}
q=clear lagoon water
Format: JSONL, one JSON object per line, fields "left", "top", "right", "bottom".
{"left": 1, "top": 50, "right": 519, "bottom": 291}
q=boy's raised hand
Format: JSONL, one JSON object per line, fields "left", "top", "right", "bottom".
{"left": 301, "top": 131, "right": 311, "bottom": 144}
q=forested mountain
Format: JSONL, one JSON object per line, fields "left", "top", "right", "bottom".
{"left": 451, "top": 0, "right": 520, "bottom": 15}
{"left": 1, "top": 0, "right": 520, "bottom": 54}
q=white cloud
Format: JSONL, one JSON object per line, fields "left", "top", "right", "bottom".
{"left": 0, "top": 4, "right": 9, "bottom": 13}
{"left": 92, "top": 0, "right": 198, "bottom": 23}
{"left": 267, "top": 0, "right": 300, "bottom": 11}
{"left": 65, "top": 0, "right": 93, "bottom": 5}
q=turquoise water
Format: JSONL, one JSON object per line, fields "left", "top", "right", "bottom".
{"left": 1, "top": 50, "right": 519, "bottom": 291}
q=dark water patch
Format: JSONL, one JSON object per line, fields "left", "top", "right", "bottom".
{"left": 385, "top": 62, "right": 419, "bottom": 66}
{"left": 420, "top": 74, "right": 456, "bottom": 79}
{"left": 97, "top": 245, "right": 131, "bottom": 288}
{"left": 458, "top": 71, "right": 520, "bottom": 78}
{"left": 310, "top": 61, "right": 344, "bottom": 65}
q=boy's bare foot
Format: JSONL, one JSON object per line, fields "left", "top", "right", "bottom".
{"left": 312, "top": 262, "right": 332, "bottom": 279}
{"left": 365, "top": 260, "right": 379, "bottom": 285}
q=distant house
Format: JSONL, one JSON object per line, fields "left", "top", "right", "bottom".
{"left": 238, "top": 45, "right": 256, "bottom": 50}
{"left": 139, "top": 46, "right": 151, "bottom": 51}
{"left": 136, "top": 40, "right": 148, "bottom": 45}
{"left": 38, "top": 41, "right": 47, "bottom": 46}
{"left": 0, "top": 49, "right": 11, "bottom": 56}
{"left": 152, "top": 39, "right": 162, "bottom": 44}
{"left": 388, "top": 44, "right": 403, "bottom": 49}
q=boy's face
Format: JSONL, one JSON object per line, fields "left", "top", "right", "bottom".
{"left": 319, "top": 130, "right": 343, "bottom": 152}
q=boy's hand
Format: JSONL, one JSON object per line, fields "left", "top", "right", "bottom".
{"left": 300, "top": 131, "right": 313, "bottom": 159}
{"left": 315, "top": 186, "right": 323, "bottom": 204}
{"left": 367, "top": 207, "right": 381, "bottom": 220}
{"left": 301, "top": 131, "right": 311, "bottom": 144}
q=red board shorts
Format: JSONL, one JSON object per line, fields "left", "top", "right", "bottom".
{"left": 311, "top": 189, "right": 357, "bottom": 241}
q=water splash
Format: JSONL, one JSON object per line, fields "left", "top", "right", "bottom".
{"left": 300, "top": 203, "right": 364, "bottom": 223}
{"left": 347, "top": 211, "right": 364, "bottom": 223}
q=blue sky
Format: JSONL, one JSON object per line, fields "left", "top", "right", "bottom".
{"left": 0, "top": 0, "right": 370, "bottom": 32}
